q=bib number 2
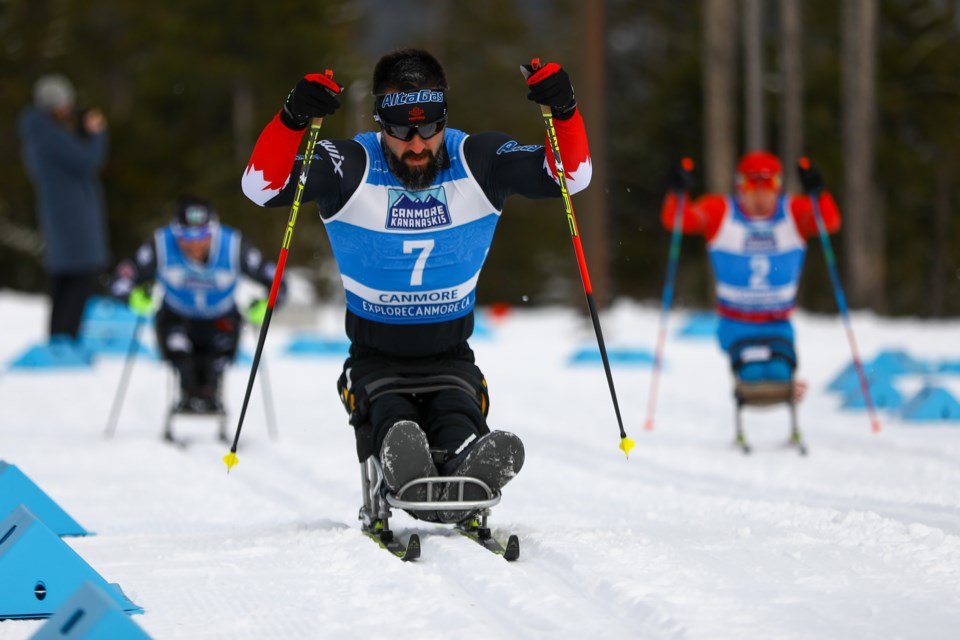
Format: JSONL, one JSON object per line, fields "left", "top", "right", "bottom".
{"left": 749, "top": 255, "right": 770, "bottom": 289}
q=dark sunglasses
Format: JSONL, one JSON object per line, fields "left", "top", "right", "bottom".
{"left": 375, "top": 114, "right": 447, "bottom": 142}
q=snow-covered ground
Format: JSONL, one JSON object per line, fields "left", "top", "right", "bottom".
{"left": 1, "top": 291, "right": 959, "bottom": 639}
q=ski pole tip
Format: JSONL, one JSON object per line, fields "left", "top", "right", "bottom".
{"left": 223, "top": 451, "right": 239, "bottom": 473}
{"left": 643, "top": 418, "right": 655, "bottom": 431}
{"left": 619, "top": 436, "right": 636, "bottom": 459}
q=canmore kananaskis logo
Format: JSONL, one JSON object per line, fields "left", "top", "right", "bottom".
{"left": 386, "top": 187, "right": 451, "bottom": 230}
{"left": 744, "top": 227, "right": 777, "bottom": 252}
{"left": 408, "top": 106, "right": 426, "bottom": 121}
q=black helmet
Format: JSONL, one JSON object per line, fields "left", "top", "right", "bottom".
{"left": 172, "top": 197, "right": 217, "bottom": 240}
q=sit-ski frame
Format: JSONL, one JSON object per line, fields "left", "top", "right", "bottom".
{"left": 359, "top": 455, "right": 501, "bottom": 533}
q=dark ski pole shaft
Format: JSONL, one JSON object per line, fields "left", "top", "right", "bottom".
{"left": 644, "top": 164, "right": 692, "bottom": 431}
{"left": 223, "top": 76, "right": 332, "bottom": 472}
{"left": 104, "top": 311, "right": 147, "bottom": 438}
{"left": 528, "top": 58, "right": 634, "bottom": 458}
{"left": 800, "top": 157, "right": 881, "bottom": 433}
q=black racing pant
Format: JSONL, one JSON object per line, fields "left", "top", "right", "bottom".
{"left": 339, "top": 342, "right": 490, "bottom": 463}
{"left": 369, "top": 388, "right": 486, "bottom": 461}
{"left": 155, "top": 306, "right": 241, "bottom": 397}
{"left": 49, "top": 271, "right": 101, "bottom": 339}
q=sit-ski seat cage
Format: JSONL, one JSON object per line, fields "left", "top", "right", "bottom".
{"left": 359, "top": 455, "right": 501, "bottom": 531}
{"left": 730, "top": 336, "right": 797, "bottom": 407}
{"left": 164, "top": 369, "right": 227, "bottom": 443}
{"left": 350, "top": 369, "right": 499, "bottom": 532}
{"left": 728, "top": 336, "right": 805, "bottom": 454}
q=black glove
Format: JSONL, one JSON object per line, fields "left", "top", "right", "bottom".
{"left": 521, "top": 61, "right": 577, "bottom": 120}
{"left": 797, "top": 159, "right": 825, "bottom": 194}
{"left": 668, "top": 159, "right": 696, "bottom": 192}
{"left": 280, "top": 72, "right": 344, "bottom": 130}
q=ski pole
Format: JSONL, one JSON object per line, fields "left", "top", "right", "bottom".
{"left": 104, "top": 305, "right": 148, "bottom": 439}
{"left": 223, "top": 71, "right": 333, "bottom": 472}
{"left": 527, "top": 58, "right": 634, "bottom": 459}
{"left": 643, "top": 162, "right": 692, "bottom": 431}
{"left": 258, "top": 354, "right": 279, "bottom": 440}
{"left": 245, "top": 319, "right": 279, "bottom": 440}
{"left": 800, "top": 157, "right": 881, "bottom": 433}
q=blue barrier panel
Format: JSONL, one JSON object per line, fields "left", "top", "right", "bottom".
{"left": 826, "top": 362, "right": 857, "bottom": 392}
{"left": 901, "top": 386, "right": 960, "bottom": 423}
{"left": 30, "top": 581, "right": 152, "bottom": 639}
{"left": 827, "top": 363, "right": 896, "bottom": 395}
{"left": 78, "top": 332, "right": 154, "bottom": 358}
{"left": 77, "top": 297, "right": 159, "bottom": 358}
{"left": 569, "top": 347, "right": 655, "bottom": 366}
{"left": 471, "top": 314, "right": 493, "bottom": 340}
{"left": 870, "top": 349, "right": 930, "bottom": 376}
{"left": 827, "top": 350, "right": 930, "bottom": 394}
{"left": 0, "top": 506, "right": 142, "bottom": 619}
{"left": 840, "top": 377, "right": 903, "bottom": 410}
{"left": 80, "top": 296, "right": 141, "bottom": 326}
{"left": 8, "top": 338, "right": 93, "bottom": 370}
{"left": 0, "top": 462, "right": 91, "bottom": 537}
{"left": 675, "top": 311, "right": 717, "bottom": 339}
{"left": 937, "top": 360, "right": 960, "bottom": 374}
{"left": 283, "top": 333, "right": 351, "bottom": 357}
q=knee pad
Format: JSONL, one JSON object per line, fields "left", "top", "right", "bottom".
{"left": 730, "top": 338, "right": 796, "bottom": 383}
{"left": 164, "top": 331, "right": 192, "bottom": 355}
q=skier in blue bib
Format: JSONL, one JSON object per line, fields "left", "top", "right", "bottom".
{"left": 661, "top": 153, "right": 843, "bottom": 452}
{"left": 242, "top": 49, "right": 591, "bottom": 521}
{"left": 662, "top": 151, "right": 842, "bottom": 392}
{"left": 110, "top": 196, "right": 284, "bottom": 413}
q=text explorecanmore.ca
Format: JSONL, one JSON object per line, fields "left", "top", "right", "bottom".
{"left": 361, "top": 294, "right": 472, "bottom": 319}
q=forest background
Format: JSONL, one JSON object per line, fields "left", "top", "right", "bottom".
{"left": 1, "top": 0, "right": 958, "bottom": 317}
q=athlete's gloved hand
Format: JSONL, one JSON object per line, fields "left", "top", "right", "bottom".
{"left": 280, "top": 72, "right": 344, "bottom": 130}
{"left": 521, "top": 61, "right": 577, "bottom": 120}
{"left": 128, "top": 286, "right": 153, "bottom": 317}
{"left": 797, "top": 158, "right": 825, "bottom": 195}
{"left": 246, "top": 299, "right": 268, "bottom": 326}
{"left": 668, "top": 158, "right": 696, "bottom": 193}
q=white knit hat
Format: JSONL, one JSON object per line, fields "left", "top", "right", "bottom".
{"left": 33, "top": 74, "right": 76, "bottom": 111}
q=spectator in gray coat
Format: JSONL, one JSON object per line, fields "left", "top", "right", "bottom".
{"left": 18, "top": 73, "right": 111, "bottom": 339}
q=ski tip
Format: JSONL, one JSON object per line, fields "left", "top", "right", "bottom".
{"left": 222, "top": 451, "right": 239, "bottom": 473}
{"left": 504, "top": 534, "right": 521, "bottom": 562}
{"left": 619, "top": 436, "right": 636, "bottom": 459}
{"left": 404, "top": 534, "right": 421, "bottom": 561}
{"left": 871, "top": 419, "right": 882, "bottom": 433}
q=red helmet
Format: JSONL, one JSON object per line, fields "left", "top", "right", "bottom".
{"left": 736, "top": 151, "right": 782, "bottom": 191}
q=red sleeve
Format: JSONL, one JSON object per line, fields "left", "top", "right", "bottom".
{"left": 545, "top": 109, "right": 591, "bottom": 194}
{"left": 789, "top": 191, "right": 841, "bottom": 238}
{"left": 661, "top": 192, "right": 726, "bottom": 240}
{"left": 241, "top": 113, "right": 308, "bottom": 206}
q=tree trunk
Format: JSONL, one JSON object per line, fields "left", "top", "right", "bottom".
{"left": 232, "top": 77, "right": 255, "bottom": 165}
{"left": 743, "top": 0, "right": 766, "bottom": 152}
{"left": 703, "top": 0, "right": 738, "bottom": 192}
{"left": 930, "top": 158, "right": 950, "bottom": 317}
{"left": 842, "top": 0, "right": 884, "bottom": 310}
{"left": 581, "top": 0, "right": 610, "bottom": 307}
{"left": 779, "top": 0, "right": 803, "bottom": 193}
